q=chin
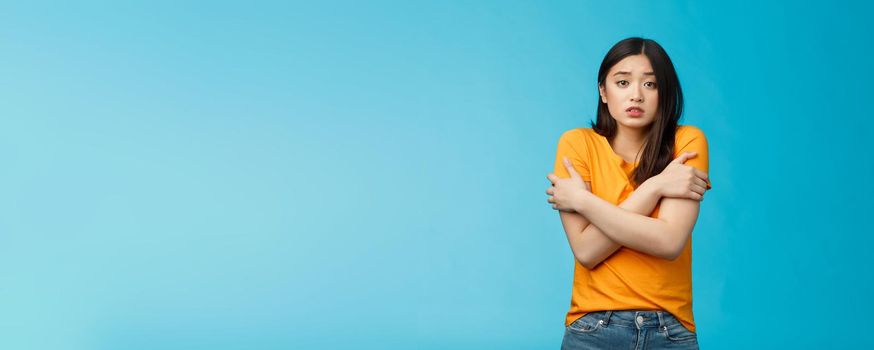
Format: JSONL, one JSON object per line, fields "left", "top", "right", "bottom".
{"left": 617, "top": 118, "right": 655, "bottom": 129}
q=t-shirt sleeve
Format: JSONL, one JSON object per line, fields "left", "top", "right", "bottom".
{"left": 675, "top": 126, "right": 711, "bottom": 189}
{"left": 554, "top": 129, "right": 592, "bottom": 181}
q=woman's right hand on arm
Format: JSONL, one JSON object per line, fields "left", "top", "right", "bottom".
{"left": 645, "top": 152, "right": 709, "bottom": 201}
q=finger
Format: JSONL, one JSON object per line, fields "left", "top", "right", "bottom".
{"left": 692, "top": 168, "right": 709, "bottom": 182}
{"left": 563, "top": 157, "right": 581, "bottom": 180}
{"left": 670, "top": 151, "right": 698, "bottom": 165}
{"left": 693, "top": 177, "right": 708, "bottom": 189}
{"left": 547, "top": 196, "right": 555, "bottom": 204}
{"left": 669, "top": 152, "right": 689, "bottom": 164}
{"left": 547, "top": 173, "right": 559, "bottom": 184}
{"left": 689, "top": 191, "right": 703, "bottom": 201}
{"left": 691, "top": 184, "right": 707, "bottom": 196}
{"left": 546, "top": 188, "right": 554, "bottom": 195}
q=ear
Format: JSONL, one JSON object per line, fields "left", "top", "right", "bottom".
{"left": 598, "top": 84, "right": 607, "bottom": 103}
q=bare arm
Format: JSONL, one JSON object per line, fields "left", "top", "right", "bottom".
{"left": 549, "top": 152, "right": 708, "bottom": 262}
{"left": 560, "top": 181, "right": 662, "bottom": 269}
{"left": 571, "top": 193, "right": 700, "bottom": 260}
{"left": 567, "top": 145, "right": 709, "bottom": 261}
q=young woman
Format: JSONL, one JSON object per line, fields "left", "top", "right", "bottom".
{"left": 545, "top": 37, "right": 711, "bottom": 350}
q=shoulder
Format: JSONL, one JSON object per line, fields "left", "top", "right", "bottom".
{"left": 674, "top": 125, "right": 711, "bottom": 180}
{"left": 557, "top": 128, "right": 599, "bottom": 158}
{"left": 674, "top": 125, "right": 709, "bottom": 156}
{"left": 675, "top": 125, "right": 708, "bottom": 146}
{"left": 559, "top": 127, "right": 597, "bottom": 143}
{"left": 676, "top": 125, "right": 706, "bottom": 140}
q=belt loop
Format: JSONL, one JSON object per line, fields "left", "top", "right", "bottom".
{"left": 602, "top": 311, "right": 613, "bottom": 326}
{"left": 657, "top": 311, "right": 666, "bottom": 330}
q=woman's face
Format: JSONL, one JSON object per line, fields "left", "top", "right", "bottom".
{"left": 599, "top": 54, "right": 659, "bottom": 131}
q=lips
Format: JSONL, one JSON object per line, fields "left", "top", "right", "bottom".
{"left": 625, "top": 106, "right": 644, "bottom": 118}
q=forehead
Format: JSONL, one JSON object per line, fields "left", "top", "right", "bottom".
{"left": 608, "top": 54, "right": 653, "bottom": 75}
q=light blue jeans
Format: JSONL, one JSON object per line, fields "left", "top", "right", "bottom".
{"left": 561, "top": 310, "right": 699, "bottom": 350}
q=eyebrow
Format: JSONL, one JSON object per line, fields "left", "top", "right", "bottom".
{"left": 612, "top": 71, "right": 655, "bottom": 76}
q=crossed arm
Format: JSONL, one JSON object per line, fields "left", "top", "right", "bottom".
{"left": 549, "top": 156, "right": 707, "bottom": 268}
{"left": 570, "top": 189, "right": 700, "bottom": 262}
{"left": 560, "top": 181, "right": 664, "bottom": 269}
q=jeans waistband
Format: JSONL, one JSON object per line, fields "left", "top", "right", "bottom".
{"left": 585, "top": 310, "right": 673, "bottom": 329}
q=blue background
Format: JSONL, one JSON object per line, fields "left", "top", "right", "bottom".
{"left": 1, "top": 1, "right": 870, "bottom": 349}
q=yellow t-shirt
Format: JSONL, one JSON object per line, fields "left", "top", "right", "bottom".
{"left": 553, "top": 125, "right": 711, "bottom": 333}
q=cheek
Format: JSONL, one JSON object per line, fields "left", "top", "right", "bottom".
{"left": 646, "top": 92, "right": 658, "bottom": 112}
{"left": 646, "top": 90, "right": 658, "bottom": 103}
{"left": 607, "top": 100, "right": 626, "bottom": 117}
{"left": 605, "top": 87, "right": 625, "bottom": 108}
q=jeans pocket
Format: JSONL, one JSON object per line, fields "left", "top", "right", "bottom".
{"left": 566, "top": 313, "right": 604, "bottom": 334}
{"left": 662, "top": 320, "right": 697, "bottom": 342}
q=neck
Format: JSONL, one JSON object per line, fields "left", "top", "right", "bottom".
{"left": 615, "top": 125, "right": 647, "bottom": 147}
{"left": 610, "top": 125, "right": 649, "bottom": 162}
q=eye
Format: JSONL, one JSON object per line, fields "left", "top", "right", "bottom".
{"left": 616, "top": 80, "right": 629, "bottom": 87}
{"left": 644, "top": 81, "right": 657, "bottom": 89}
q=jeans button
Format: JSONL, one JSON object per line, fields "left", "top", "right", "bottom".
{"left": 636, "top": 316, "right": 644, "bottom": 324}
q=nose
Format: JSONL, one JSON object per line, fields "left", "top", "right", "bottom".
{"left": 631, "top": 84, "right": 644, "bottom": 102}
{"left": 631, "top": 87, "right": 643, "bottom": 102}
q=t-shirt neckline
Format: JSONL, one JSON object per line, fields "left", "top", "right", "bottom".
{"left": 593, "top": 131, "right": 640, "bottom": 166}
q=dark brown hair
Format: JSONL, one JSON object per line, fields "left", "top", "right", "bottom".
{"left": 592, "top": 37, "right": 684, "bottom": 187}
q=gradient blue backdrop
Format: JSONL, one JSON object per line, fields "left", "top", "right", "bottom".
{"left": 1, "top": 1, "right": 871, "bottom": 349}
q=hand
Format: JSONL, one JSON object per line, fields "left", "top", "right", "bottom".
{"left": 546, "top": 157, "right": 590, "bottom": 212}
{"left": 645, "top": 152, "right": 709, "bottom": 201}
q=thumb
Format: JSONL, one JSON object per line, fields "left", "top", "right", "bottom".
{"left": 563, "top": 156, "right": 581, "bottom": 179}
{"left": 670, "top": 151, "right": 698, "bottom": 165}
